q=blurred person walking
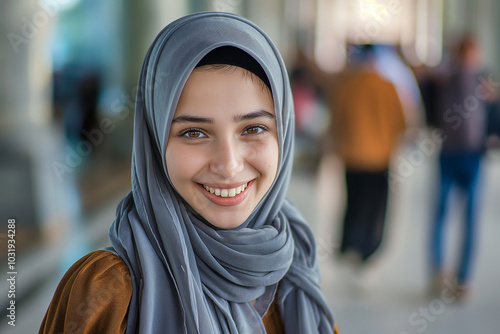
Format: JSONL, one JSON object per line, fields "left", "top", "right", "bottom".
{"left": 299, "top": 45, "right": 406, "bottom": 265}
{"left": 331, "top": 45, "right": 406, "bottom": 264}
{"left": 429, "top": 35, "right": 498, "bottom": 298}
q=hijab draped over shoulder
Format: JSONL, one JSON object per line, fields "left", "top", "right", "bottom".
{"left": 109, "top": 11, "right": 335, "bottom": 333}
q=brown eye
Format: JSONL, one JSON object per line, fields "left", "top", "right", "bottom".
{"left": 244, "top": 125, "right": 267, "bottom": 135}
{"left": 246, "top": 127, "right": 259, "bottom": 134}
{"left": 180, "top": 129, "right": 207, "bottom": 139}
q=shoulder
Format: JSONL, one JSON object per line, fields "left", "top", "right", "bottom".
{"left": 68, "top": 249, "right": 130, "bottom": 282}
{"left": 40, "top": 250, "right": 132, "bottom": 333}
{"left": 57, "top": 250, "right": 132, "bottom": 300}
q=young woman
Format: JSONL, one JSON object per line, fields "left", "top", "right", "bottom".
{"left": 40, "top": 12, "right": 337, "bottom": 333}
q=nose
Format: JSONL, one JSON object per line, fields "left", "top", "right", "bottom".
{"left": 210, "top": 137, "right": 244, "bottom": 179}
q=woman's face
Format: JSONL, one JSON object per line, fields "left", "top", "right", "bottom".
{"left": 166, "top": 66, "right": 278, "bottom": 229}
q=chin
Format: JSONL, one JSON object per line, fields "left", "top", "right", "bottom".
{"left": 205, "top": 210, "right": 250, "bottom": 229}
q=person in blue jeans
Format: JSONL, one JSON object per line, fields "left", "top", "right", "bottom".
{"left": 430, "top": 35, "right": 497, "bottom": 299}
{"left": 432, "top": 152, "right": 482, "bottom": 296}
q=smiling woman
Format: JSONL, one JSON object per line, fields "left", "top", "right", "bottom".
{"left": 166, "top": 64, "right": 279, "bottom": 229}
{"left": 40, "top": 12, "right": 337, "bottom": 334}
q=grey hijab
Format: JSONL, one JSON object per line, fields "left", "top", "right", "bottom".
{"left": 109, "top": 11, "right": 334, "bottom": 333}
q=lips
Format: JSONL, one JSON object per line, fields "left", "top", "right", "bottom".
{"left": 198, "top": 180, "right": 254, "bottom": 206}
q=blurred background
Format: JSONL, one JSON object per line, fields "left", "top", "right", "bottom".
{"left": 1, "top": 0, "right": 500, "bottom": 333}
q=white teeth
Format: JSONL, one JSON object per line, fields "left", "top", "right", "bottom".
{"left": 203, "top": 183, "right": 249, "bottom": 198}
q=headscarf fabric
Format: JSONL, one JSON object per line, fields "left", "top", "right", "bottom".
{"left": 109, "top": 11, "right": 335, "bottom": 333}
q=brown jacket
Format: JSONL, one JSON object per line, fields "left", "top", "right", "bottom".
{"left": 39, "top": 250, "right": 285, "bottom": 333}
{"left": 324, "top": 70, "right": 406, "bottom": 170}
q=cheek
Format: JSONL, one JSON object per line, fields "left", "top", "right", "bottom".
{"left": 246, "top": 139, "right": 279, "bottom": 180}
{"left": 267, "top": 143, "right": 280, "bottom": 179}
{"left": 165, "top": 144, "right": 205, "bottom": 185}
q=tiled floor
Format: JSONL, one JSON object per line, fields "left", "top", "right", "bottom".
{"left": 3, "top": 146, "right": 500, "bottom": 333}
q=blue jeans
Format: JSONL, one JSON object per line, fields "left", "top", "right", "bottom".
{"left": 431, "top": 152, "right": 482, "bottom": 284}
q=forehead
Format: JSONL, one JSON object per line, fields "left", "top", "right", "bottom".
{"left": 174, "top": 66, "right": 274, "bottom": 118}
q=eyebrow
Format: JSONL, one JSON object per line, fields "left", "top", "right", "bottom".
{"left": 171, "top": 110, "right": 275, "bottom": 124}
{"left": 234, "top": 110, "right": 275, "bottom": 122}
{"left": 171, "top": 115, "right": 212, "bottom": 124}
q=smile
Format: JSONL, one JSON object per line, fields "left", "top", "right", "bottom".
{"left": 203, "top": 182, "right": 249, "bottom": 197}
{"left": 202, "top": 182, "right": 249, "bottom": 198}
{"left": 198, "top": 180, "right": 254, "bottom": 207}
